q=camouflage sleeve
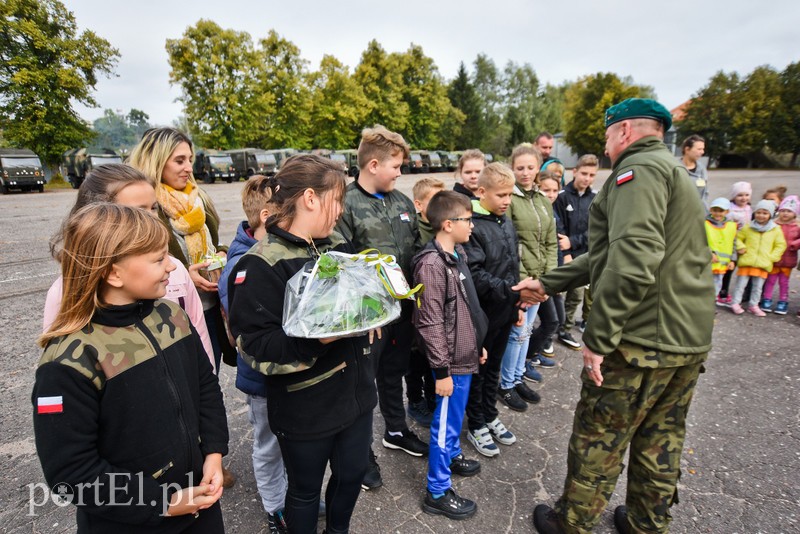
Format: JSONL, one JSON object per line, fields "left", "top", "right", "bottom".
{"left": 583, "top": 164, "right": 668, "bottom": 355}
{"left": 335, "top": 197, "right": 356, "bottom": 242}
{"left": 228, "top": 255, "right": 329, "bottom": 373}
{"left": 32, "top": 363, "right": 171, "bottom": 525}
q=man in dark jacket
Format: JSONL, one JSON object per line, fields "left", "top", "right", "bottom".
{"left": 524, "top": 99, "right": 715, "bottom": 534}
{"left": 553, "top": 154, "right": 598, "bottom": 349}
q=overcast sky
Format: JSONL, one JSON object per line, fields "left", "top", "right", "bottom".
{"left": 66, "top": 0, "right": 799, "bottom": 127}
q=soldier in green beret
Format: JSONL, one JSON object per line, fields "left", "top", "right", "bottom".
{"left": 517, "top": 98, "right": 715, "bottom": 533}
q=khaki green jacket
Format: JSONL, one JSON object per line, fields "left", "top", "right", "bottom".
{"left": 540, "top": 136, "right": 715, "bottom": 359}
{"left": 505, "top": 185, "right": 557, "bottom": 279}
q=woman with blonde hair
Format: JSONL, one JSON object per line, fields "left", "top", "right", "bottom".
{"left": 128, "top": 128, "right": 234, "bottom": 372}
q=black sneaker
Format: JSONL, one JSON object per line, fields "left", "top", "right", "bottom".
{"left": 382, "top": 428, "right": 428, "bottom": 457}
{"left": 578, "top": 320, "right": 586, "bottom": 333}
{"left": 557, "top": 330, "right": 582, "bottom": 350}
{"left": 613, "top": 506, "right": 632, "bottom": 534}
{"left": 532, "top": 504, "right": 566, "bottom": 534}
{"left": 449, "top": 453, "right": 480, "bottom": 477}
{"left": 407, "top": 399, "right": 433, "bottom": 426}
{"left": 541, "top": 341, "right": 555, "bottom": 355}
{"left": 515, "top": 382, "right": 541, "bottom": 404}
{"left": 498, "top": 387, "right": 528, "bottom": 412}
{"left": 267, "top": 509, "right": 288, "bottom": 534}
{"left": 361, "top": 448, "right": 382, "bottom": 490}
{"left": 422, "top": 488, "right": 477, "bottom": 520}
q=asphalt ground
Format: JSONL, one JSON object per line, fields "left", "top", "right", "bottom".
{"left": 1, "top": 169, "right": 798, "bottom": 533}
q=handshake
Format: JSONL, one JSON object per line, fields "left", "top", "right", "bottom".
{"left": 512, "top": 277, "right": 549, "bottom": 306}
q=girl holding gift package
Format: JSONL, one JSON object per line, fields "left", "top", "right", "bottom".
{"left": 128, "top": 128, "right": 234, "bottom": 373}
{"left": 227, "top": 155, "right": 379, "bottom": 534}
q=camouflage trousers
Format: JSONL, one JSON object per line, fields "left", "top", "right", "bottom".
{"left": 555, "top": 344, "right": 706, "bottom": 533}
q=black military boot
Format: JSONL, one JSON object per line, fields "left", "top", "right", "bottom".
{"left": 532, "top": 504, "right": 566, "bottom": 534}
{"left": 613, "top": 505, "right": 632, "bottom": 534}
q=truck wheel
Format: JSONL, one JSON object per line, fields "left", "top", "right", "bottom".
{"left": 401, "top": 164, "right": 410, "bottom": 174}
{"left": 421, "top": 165, "right": 430, "bottom": 174}
{"left": 226, "top": 175, "right": 234, "bottom": 184}
{"left": 201, "top": 172, "right": 212, "bottom": 184}
{"left": 38, "top": 184, "right": 45, "bottom": 193}
{"left": 1, "top": 184, "right": 8, "bottom": 195}
{"left": 68, "top": 175, "right": 79, "bottom": 189}
{"left": 349, "top": 166, "right": 360, "bottom": 178}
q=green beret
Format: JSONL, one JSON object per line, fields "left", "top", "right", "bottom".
{"left": 604, "top": 98, "right": 672, "bottom": 131}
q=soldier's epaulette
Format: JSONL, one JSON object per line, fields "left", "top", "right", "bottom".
{"left": 245, "top": 231, "right": 347, "bottom": 267}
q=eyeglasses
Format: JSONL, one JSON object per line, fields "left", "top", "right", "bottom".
{"left": 448, "top": 217, "right": 473, "bottom": 223}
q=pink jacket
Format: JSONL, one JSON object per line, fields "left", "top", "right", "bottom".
{"left": 775, "top": 221, "right": 800, "bottom": 268}
{"left": 42, "top": 255, "right": 215, "bottom": 370}
{"left": 728, "top": 203, "right": 752, "bottom": 230}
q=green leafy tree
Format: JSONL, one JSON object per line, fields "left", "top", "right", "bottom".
{"left": 353, "top": 40, "right": 409, "bottom": 134}
{"left": 307, "top": 55, "right": 369, "bottom": 149}
{"left": 502, "top": 61, "right": 541, "bottom": 148}
{"left": 252, "top": 30, "right": 312, "bottom": 149}
{"left": 447, "top": 62, "right": 483, "bottom": 148}
{"left": 91, "top": 108, "right": 151, "bottom": 151}
{"left": 677, "top": 71, "right": 741, "bottom": 162}
{"left": 563, "top": 72, "right": 649, "bottom": 157}
{"left": 0, "top": 0, "right": 118, "bottom": 168}
{"left": 769, "top": 61, "right": 800, "bottom": 166}
{"left": 166, "top": 20, "right": 259, "bottom": 149}
{"left": 536, "top": 82, "right": 569, "bottom": 136}
{"left": 392, "top": 44, "right": 453, "bottom": 148}
{"left": 731, "top": 66, "right": 782, "bottom": 155}
{"left": 471, "top": 54, "right": 508, "bottom": 155}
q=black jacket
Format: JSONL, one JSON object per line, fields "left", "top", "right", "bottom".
{"left": 462, "top": 200, "right": 521, "bottom": 328}
{"left": 33, "top": 300, "right": 228, "bottom": 533}
{"left": 553, "top": 181, "right": 596, "bottom": 258}
{"left": 227, "top": 226, "right": 378, "bottom": 441}
{"left": 453, "top": 182, "right": 477, "bottom": 199}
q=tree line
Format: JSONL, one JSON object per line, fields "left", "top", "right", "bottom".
{"left": 1, "top": 1, "right": 798, "bottom": 169}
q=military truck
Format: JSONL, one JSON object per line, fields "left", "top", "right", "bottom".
{"left": 265, "top": 148, "right": 299, "bottom": 170}
{"left": 0, "top": 148, "right": 46, "bottom": 193}
{"left": 61, "top": 148, "right": 123, "bottom": 189}
{"left": 193, "top": 149, "right": 236, "bottom": 184}
{"left": 415, "top": 150, "right": 443, "bottom": 173}
{"left": 334, "top": 149, "right": 360, "bottom": 177}
{"left": 437, "top": 151, "right": 459, "bottom": 172}
{"left": 402, "top": 151, "right": 426, "bottom": 174}
{"left": 224, "top": 149, "right": 277, "bottom": 180}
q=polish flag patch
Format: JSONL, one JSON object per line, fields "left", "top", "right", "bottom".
{"left": 37, "top": 396, "right": 63, "bottom": 414}
{"left": 234, "top": 270, "right": 247, "bottom": 285}
{"left": 616, "top": 170, "right": 634, "bottom": 185}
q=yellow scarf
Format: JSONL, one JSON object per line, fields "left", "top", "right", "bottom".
{"left": 156, "top": 180, "right": 209, "bottom": 263}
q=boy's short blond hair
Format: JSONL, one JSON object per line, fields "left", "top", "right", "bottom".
{"left": 412, "top": 177, "right": 445, "bottom": 201}
{"left": 575, "top": 154, "right": 599, "bottom": 169}
{"left": 478, "top": 162, "right": 515, "bottom": 190}
{"left": 357, "top": 125, "right": 410, "bottom": 169}
{"left": 241, "top": 175, "right": 272, "bottom": 230}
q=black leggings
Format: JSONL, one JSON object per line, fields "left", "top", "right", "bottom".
{"left": 277, "top": 411, "right": 373, "bottom": 534}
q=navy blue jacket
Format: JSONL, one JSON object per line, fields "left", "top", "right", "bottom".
{"left": 553, "top": 181, "right": 596, "bottom": 258}
{"left": 220, "top": 221, "right": 268, "bottom": 397}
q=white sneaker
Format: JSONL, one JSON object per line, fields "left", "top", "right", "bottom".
{"left": 486, "top": 417, "right": 516, "bottom": 445}
{"left": 467, "top": 426, "right": 500, "bottom": 457}
{"left": 541, "top": 341, "right": 554, "bottom": 355}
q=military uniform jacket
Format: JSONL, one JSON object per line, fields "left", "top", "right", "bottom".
{"left": 462, "top": 199, "right": 521, "bottom": 329}
{"left": 226, "top": 226, "right": 378, "bottom": 441}
{"left": 32, "top": 300, "right": 228, "bottom": 533}
{"left": 540, "top": 136, "right": 715, "bottom": 359}
{"left": 506, "top": 185, "right": 558, "bottom": 279}
{"left": 336, "top": 179, "right": 421, "bottom": 279}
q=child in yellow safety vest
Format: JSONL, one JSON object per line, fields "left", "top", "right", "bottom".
{"left": 705, "top": 197, "right": 738, "bottom": 298}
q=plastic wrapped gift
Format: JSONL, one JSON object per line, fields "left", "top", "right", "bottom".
{"left": 282, "top": 250, "right": 421, "bottom": 339}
